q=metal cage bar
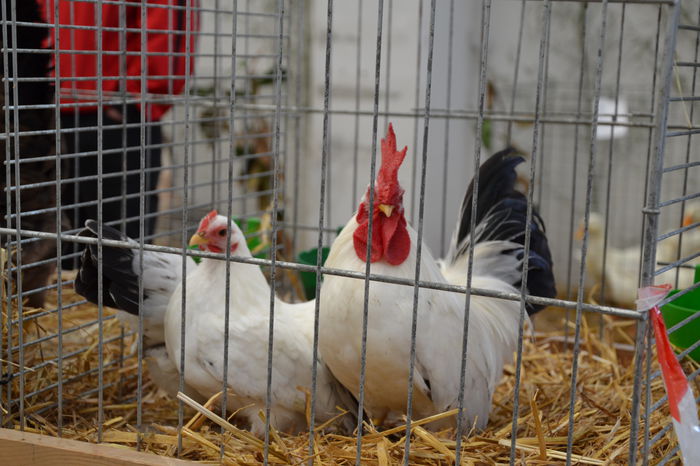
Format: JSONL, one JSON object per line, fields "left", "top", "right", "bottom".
{"left": 1, "top": 1, "right": 699, "bottom": 465}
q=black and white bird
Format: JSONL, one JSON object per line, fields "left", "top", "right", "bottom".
{"left": 319, "top": 124, "right": 555, "bottom": 429}
{"left": 75, "top": 221, "right": 201, "bottom": 400}
{"left": 75, "top": 212, "right": 360, "bottom": 435}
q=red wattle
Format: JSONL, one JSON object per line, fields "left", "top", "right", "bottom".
{"left": 384, "top": 215, "right": 410, "bottom": 265}
{"left": 353, "top": 218, "right": 383, "bottom": 263}
{"left": 353, "top": 210, "right": 410, "bottom": 265}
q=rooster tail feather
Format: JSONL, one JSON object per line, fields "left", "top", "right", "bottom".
{"left": 447, "top": 148, "right": 556, "bottom": 314}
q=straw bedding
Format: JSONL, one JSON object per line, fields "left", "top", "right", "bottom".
{"left": 1, "top": 276, "right": 692, "bottom": 465}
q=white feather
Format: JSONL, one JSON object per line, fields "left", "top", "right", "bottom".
{"left": 107, "top": 247, "right": 197, "bottom": 398}
{"left": 320, "top": 216, "right": 525, "bottom": 429}
{"left": 142, "top": 345, "right": 206, "bottom": 402}
{"left": 164, "top": 217, "right": 355, "bottom": 435}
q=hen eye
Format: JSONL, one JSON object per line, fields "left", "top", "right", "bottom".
{"left": 218, "top": 229, "right": 227, "bottom": 237}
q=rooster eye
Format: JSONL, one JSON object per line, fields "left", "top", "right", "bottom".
{"left": 218, "top": 229, "right": 227, "bottom": 237}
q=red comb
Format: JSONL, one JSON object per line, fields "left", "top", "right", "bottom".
{"left": 198, "top": 210, "right": 219, "bottom": 231}
{"left": 377, "top": 123, "right": 407, "bottom": 186}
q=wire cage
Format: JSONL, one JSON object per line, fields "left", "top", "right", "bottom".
{"left": 1, "top": 0, "right": 699, "bottom": 464}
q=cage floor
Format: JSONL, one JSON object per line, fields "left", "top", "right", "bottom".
{"left": 1, "top": 279, "right": 691, "bottom": 465}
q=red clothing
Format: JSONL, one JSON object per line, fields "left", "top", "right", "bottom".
{"left": 37, "top": 0, "right": 198, "bottom": 121}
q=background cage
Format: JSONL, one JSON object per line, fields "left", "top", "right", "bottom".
{"left": 1, "top": 0, "right": 699, "bottom": 464}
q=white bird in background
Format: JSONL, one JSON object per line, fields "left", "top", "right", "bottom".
{"left": 671, "top": 205, "right": 700, "bottom": 265}
{"left": 319, "top": 123, "right": 556, "bottom": 429}
{"left": 76, "top": 212, "right": 360, "bottom": 436}
{"left": 576, "top": 212, "right": 696, "bottom": 308}
{"left": 650, "top": 204, "right": 700, "bottom": 266}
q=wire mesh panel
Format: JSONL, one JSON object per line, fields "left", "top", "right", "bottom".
{"left": 637, "top": 3, "right": 700, "bottom": 464}
{"left": 0, "top": 0, "right": 291, "bottom": 442}
{"left": 0, "top": 0, "right": 699, "bottom": 465}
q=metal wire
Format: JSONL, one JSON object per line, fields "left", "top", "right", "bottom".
{"left": 455, "top": 1, "right": 491, "bottom": 461}
{"left": 563, "top": 2, "right": 589, "bottom": 346}
{"left": 51, "top": 0, "right": 63, "bottom": 437}
{"left": 355, "top": 1, "right": 384, "bottom": 462}
{"left": 292, "top": 0, "right": 304, "bottom": 263}
{"left": 90, "top": 0, "right": 106, "bottom": 442}
{"left": 351, "top": 0, "right": 362, "bottom": 212}
{"left": 221, "top": 1, "right": 238, "bottom": 462}
{"left": 640, "top": 9, "right": 664, "bottom": 460}
{"left": 3, "top": 1, "right": 700, "bottom": 464}
{"left": 402, "top": 1, "right": 436, "bottom": 462}
{"left": 177, "top": 0, "right": 194, "bottom": 455}
{"left": 598, "top": 3, "right": 627, "bottom": 325}
{"left": 1, "top": 0, "right": 13, "bottom": 428}
{"left": 505, "top": 0, "right": 526, "bottom": 145}
{"left": 135, "top": 0, "right": 147, "bottom": 449}
{"left": 262, "top": 1, "right": 285, "bottom": 462}
{"left": 308, "top": 1, "right": 333, "bottom": 460}
{"left": 510, "top": 1, "right": 553, "bottom": 463}
{"left": 0, "top": 225, "right": 643, "bottom": 320}
{"left": 409, "top": 0, "right": 422, "bottom": 223}
{"left": 8, "top": 0, "right": 25, "bottom": 432}
{"left": 631, "top": 3, "right": 683, "bottom": 464}
{"left": 438, "top": 0, "right": 455, "bottom": 258}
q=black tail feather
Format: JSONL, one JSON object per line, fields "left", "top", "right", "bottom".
{"left": 452, "top": 147, "right": 556, "bottom": 314}
{"left": 74, "top": 221, "right": 142, "bottom": 315}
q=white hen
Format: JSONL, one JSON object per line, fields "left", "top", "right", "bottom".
{"left": 662, "top": 205, "right": 700, "bottom": 265}
{"left": 76, "top": 213, "right": 359, "bottom": 435}
{"left": 578, "top": 212, "right": 695, "bottom": 308}
{"left": 164, "top": 211, "right": 359, "bottom": 435}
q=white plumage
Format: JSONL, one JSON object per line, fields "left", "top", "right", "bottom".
{"left": 319, "top": 126, "right": 555, "bottom": 429}
{"left": 580, "top": 212, "right": 696, "bottom": 307}
{"left": 75, "top": 221, "right": 201, "bottom": 400}
{"left": 320, "top": 219, "right": 522, "bottom": 428}
{"left": 76, "top": 214, "right": 359, "bottom": 435}
{"left": 163, "top": 213, "right": 357, "bottom": 435}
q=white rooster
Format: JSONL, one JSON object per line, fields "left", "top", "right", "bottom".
{"left": 319, "top": 123, "right": 555, "bottom": 429}
{"left": 75, "top": 212, "right": 360, "bottom": 435}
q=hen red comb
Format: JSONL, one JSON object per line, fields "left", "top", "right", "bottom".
{"left": 198, "top": 210, "right": 219, "bottom": 231}
{"left": 377, "top": 123, "right": 407, "bottom": 186}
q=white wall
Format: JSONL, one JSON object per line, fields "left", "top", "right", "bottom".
{"left": 163, "top": 1, "right": 700, "bottom": 291}
{"left": 299, "top": 0, "right": 481, "bottom": 258}
{"left": 299, "top": 1, "right": 700, "bottom": 291}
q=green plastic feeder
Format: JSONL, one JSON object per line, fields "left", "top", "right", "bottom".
{"left": 189, "top": 216, "right": 268, "bottom": 264}
{"left": 297, "top": 247, "right": 330, "bottom": 300}
{"left": 661, "top": 264, "right": 700, "bottom": 363}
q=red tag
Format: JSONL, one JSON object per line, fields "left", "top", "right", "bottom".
{"left": 651, "top": 306, "right": 689, "bottom": 422}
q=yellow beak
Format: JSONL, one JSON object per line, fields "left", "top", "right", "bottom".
{"left": 378, "top": 204, "right": 394, "bottom": 217}
{"left": 575, "top": 225, "right": 585, "bottom": 241}
{"left": 189, "top": 231, "right": 208, "bottom": 247}
{"left": 683, "top": 213, "right": 694, "bottom": 227}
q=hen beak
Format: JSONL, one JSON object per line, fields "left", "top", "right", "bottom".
{"left": 378, "top": 204, "right": 394, "bottom": 217}
{"left": 189, "top": 231, "right": 208, "bottom": 247}
{"left": 575, "top": 225, "right": 585, "bottom": 241}
{"left": 683, "top": 213, "right": 694, "bottom": 228}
